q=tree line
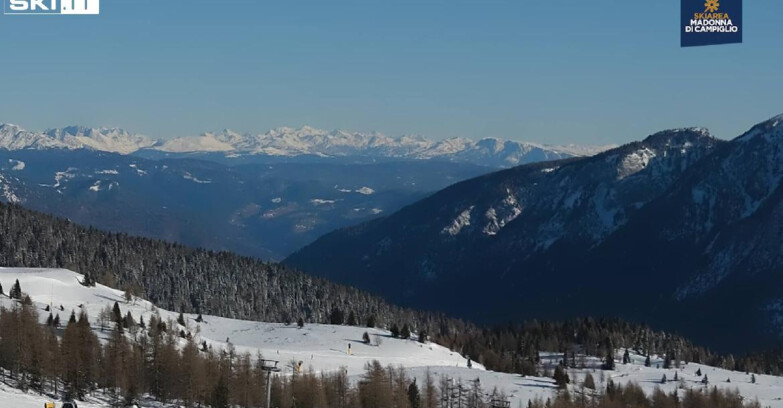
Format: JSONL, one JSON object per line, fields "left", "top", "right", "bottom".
{"left": 2, "top": 201, "right": 783, "bottom": 377}
{"left": 0, "top": 296, "right": 763, "bottom": 408}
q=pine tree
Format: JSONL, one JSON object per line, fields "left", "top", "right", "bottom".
{"left": 696, "top": 368, "right": 702, "bottom": 376}
{"left": 363, "top": 332, "right": 371, "bottom": 344}
{"left": 408, "top": 379, "right": 421, "bottom": 408}
{"left": 9, "top": 279, "right": 22, "bottom": 300}
{"left": 390, "top": 324, "right": 400, "bottom": 338}
{"left": 80, "top": 272, "right": 96, "bottom": 287}
{"left": 674, "top": 371, "right": 678, "bottom": 381}
{"left": 0, "top": 281, "right": 3, "bottom": 295}
{"left": 329, "top": 307, "right": 345, "bottom": 325}
{"left": 195, "top": 313, "right": 204, "bottom": 323}
{"left": 210, "top": 376, "right": 230, "bottom": 408}
{"left": 701, "top": 374, "right": 709, "bottom": 384}
{"left": 553, "top": 365, "right": 570, "bottom": 388}
{"left": 661, "top": 374, "right": 667, "bottom": 384}
{"left": 602, "top": 350, "right": 615, "bottom": 370}
{"left": 583, "top": 373, "right": 595, "bottom": 390}
{"left": 401, "top": 324, "right": 411, "bottom": 339}
{"left": 751, "top": 373, "right": 756, "bottom": 384}
{"left": 297, "top": 317, "right": 305, "bottom": 328}
{"left": 177, "top": 312, "right": 186, "bottom": 326}
{"left": 623, "top": 349, "right": 630, "bottom": 364}
{"left": 112, "top": 301, "right": 122, "bottom": 323}
{"left": 645, "top": 355, "right": 651, "bottom": 367}
{"left": 418, "top": 330, "right": 428, "bottom": 343}
{"left": 347, "top": 311, "right": 357, "bottom": 326}
{"left": 366, "top": 315, "right": 376, "bottom": 328}
{"left": 123, "top": 311, "right": 136, "bottom": 329}
{"left": 53, "top": 314, "right": 60, "bottom": 328}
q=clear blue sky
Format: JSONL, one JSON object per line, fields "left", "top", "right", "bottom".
{"left": 0, "top": 0, "right": 781, "bottom": 145}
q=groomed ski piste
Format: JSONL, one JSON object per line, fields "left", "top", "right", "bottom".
{"left": 1, "top": 268, "right": 783, "bottom": 408}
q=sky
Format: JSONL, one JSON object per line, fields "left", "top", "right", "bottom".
{"left": 0, "top": 0, "right": 781, "bottom": 145}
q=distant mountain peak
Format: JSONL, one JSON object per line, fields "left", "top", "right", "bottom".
{"left": 0, "top": 122, "right": 612, "bottom": 168}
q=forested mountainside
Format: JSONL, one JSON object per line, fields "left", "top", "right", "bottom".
{"left": 0, "top": 201, "right": 438, "bottom": 330}
{"left": 286, "top": 114, "right": 783, "bottom": 353}
{"left": 2, "top": 200, "right": 772, "bottom": 377}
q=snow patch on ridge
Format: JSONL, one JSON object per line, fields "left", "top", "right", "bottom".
{"left": 617, "top": 147, "right": 656, "bottom": 180}
{"left": 483, "top": 191, "right": 522, "bottom": 236}
{"left": 442, "top": 206, "right": 474, "bottom": 236}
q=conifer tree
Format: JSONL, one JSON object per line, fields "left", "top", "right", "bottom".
{"left": 553, "top": 365, "right": 569, "bottom": 388}
{"left": 623, "top": 349, "right": 630, "bottom": 364}
{"left": 112, "top": 301, "right": 122, "bottom": 323}
{"left": 661, "top": 374, "right": 667, "bottom": 384}
{"left": 329, "top": 307, "right": 345, "bottom": 325}
{"left": 177, "top": 312, "right": 186, "bottom": 326}
{"left": 297, "top": 317, "right": 305, "bottom": 328}
{"left": 347, "top": 311, "right": 357, "bottom": 326}
{"left": 390, "top": 324, "right": 400, "bottom": 338}
{"left": 9, "top": 279, "right": 22, "bottom": 300}
{"left": 211, "top": 376, "right": 230, "bottom": 408}
{"left": 366, "top": 315, "right": 376, "bottom": 328}
{"left": 603, "top": 350, "right": 615, "bottom": 370}
{"left": 401, "top": 324, "right": 411, "bottom": 339}
{"left": 124, "top": 311, "right": 135, "bottom": 329}
{"left": 583, "top": 373, "right": 595, "bottom": 390}
{"left": 408, "top": 379, "right": 421, "bottom": 408}
{"left": 645, "top": 355, "right": 651, "bottom": 367}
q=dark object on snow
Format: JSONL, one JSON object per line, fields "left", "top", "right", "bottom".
{"left": 62, "top": 402, "right": 78, "bottom": 408}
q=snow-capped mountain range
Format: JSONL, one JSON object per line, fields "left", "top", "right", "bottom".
{"left": 0, "top": 123, "right": 611, "bottom": 167}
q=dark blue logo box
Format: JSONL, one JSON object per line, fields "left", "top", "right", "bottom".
{"left": 681, "top": 0, "right": 743, "bottom": 47}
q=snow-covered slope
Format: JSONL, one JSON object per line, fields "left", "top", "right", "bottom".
{"left": 0, "top": 124, "right": 157, "bottom": 154}
{"left": 1, "top": 268, "right": 782, "bottom": 408}
{"left": 44, "top": 126, "right": 158, "bottom": 154}
{"left": 0, "top": 123, "right": 610, "bottom": 168}
{"left": 0, "top": 268, "right": 479, "bottom": 377}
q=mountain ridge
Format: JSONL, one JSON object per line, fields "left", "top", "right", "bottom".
{"left": 0, "top": 122, "right": 612, "bottom": 168}
{"left": 285, "top": 114, "right": 783, "bottom": 352}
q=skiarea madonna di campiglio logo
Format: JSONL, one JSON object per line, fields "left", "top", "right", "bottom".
{"left": 681, "top": 0, "right": 742, "bottom": 47}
